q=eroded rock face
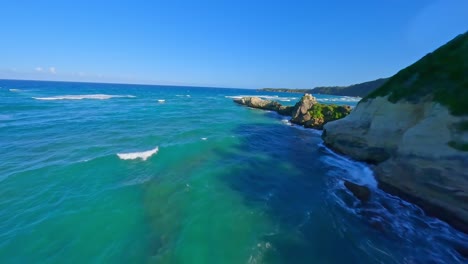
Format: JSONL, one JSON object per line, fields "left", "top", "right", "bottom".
{"left": 323, "top": 97, "right": 468, "bottom": 233}
{"left": 290, "top": 93, "right": 317, "bottom": 124}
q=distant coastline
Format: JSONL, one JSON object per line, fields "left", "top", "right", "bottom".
{"left": 259, "top": 78, "right": 388, "bottom": 97}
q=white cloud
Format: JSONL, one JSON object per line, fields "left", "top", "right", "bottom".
{"left": 49, "top": 67, "right": 56, "bottom": 74}
{"left": 35, "top": 67, "right": 43, "bottom": 72}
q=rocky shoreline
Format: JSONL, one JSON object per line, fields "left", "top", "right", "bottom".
{"left": 322, "top": 32, "right": 468, "bottom": 234}
{"left": 322, "top": 97, "right": 468, "bottom": 234}
{"left": 233, "top": 94, "right": 468, "bottom": 235}
{"left": 235, "top": 33, "right": 468, "bottom": 237}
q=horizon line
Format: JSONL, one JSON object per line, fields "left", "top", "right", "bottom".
{"left": 0, "top": 78, "right": 256, "bottom": 90}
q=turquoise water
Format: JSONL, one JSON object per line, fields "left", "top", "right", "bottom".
{"left": 0, "top": 80, "right": 466, "bottom": 263}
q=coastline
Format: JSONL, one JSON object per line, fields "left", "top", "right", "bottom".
{"left": 233, "top": 94, "right": 468, "bottom": 236}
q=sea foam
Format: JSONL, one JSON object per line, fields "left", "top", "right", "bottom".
{"left": 225, "top": 95, "right": 297, "bottom": 101}
{"left": 33, "top": 94, "right": 136, "bottom": 100}
{"left": 316, "top": 96, "right": 361, "bottom": 103}
{"left": 117, "top": 147, "right": 159, "bottom": 161}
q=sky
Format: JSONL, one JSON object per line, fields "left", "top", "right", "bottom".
{"left": 0, "top": 0, "right": 467, "bottom": 89}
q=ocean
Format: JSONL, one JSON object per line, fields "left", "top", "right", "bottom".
{"left": 0, "top": 79, "right": 466, "bottom": 263}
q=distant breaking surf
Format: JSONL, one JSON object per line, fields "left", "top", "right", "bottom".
{"left": 33, "top": 94, "right": 136, "bottom": 100}
{"left": 117, "top": 147, "right": 159, "bottom": 161}
{"left": 316, "top": 96, "right": 361, "bottom": 102}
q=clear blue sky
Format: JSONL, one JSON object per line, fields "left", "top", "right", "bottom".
{"left": 0, "top": 0, "right": 466, "bottom": 88}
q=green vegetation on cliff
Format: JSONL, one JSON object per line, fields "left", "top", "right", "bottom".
{"left": 365, "top": 32, "right": 468, "bottom": 116}
{"left": 308, "top": 104, "right": 349, "bottom": 120}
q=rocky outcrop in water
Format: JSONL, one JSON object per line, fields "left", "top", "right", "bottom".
{"left": 290, "top": 94, "right": 351, "bottom": 129}
{"left": 233, "top": 97, "right": 293, "bottom": 116}
{"left": 234, "top": 94, "right": 351, "bottom": 129}
{"left": 322, "top": 32, "right": 468, "bottom": 233}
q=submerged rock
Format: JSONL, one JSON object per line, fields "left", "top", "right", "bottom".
{"left": 344, "top": 180, "right": 371, "bottom": 203}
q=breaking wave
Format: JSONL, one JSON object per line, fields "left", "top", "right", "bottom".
{"left": 33, "top": 94, "right": 136, "bottom": 100}
{"left": 117, "top": 147, "right": 159, "bottom": 161}
{"left": 225, "top": 95, "right": 297, "bottom": 101}
{"left": 316, "top": 96, "right": 361, "bottom": 103}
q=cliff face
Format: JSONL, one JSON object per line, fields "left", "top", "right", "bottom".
{"left": 322, "top": 32, "right": 468, "bottom": 233}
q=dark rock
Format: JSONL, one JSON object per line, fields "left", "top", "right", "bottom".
{"left": 344, "top": 180, "right": 371, "bottom": 202}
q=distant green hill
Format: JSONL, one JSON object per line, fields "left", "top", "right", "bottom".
{"left": 311, "top": 78, "right": 388, "bottom": 97}
{"left": 259, "top": 78, "right": 388, "bottom": 97}
{"left": 365, "top": 32, "right": 468, "bottom": 116}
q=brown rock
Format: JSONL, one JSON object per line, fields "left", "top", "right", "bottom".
{"left": 290, "top": 93, "right": 317, "bottom": 124}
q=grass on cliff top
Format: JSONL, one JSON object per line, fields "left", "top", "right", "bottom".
{"left": 364, "top": 32, "right": 468, "bottom": 116}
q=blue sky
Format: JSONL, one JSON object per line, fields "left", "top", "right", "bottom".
{"left": 0, "top": 0, "right": 466, "bottom": 88}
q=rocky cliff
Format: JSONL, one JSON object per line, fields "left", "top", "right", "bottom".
{"left": 322, "top": 32, "right": 468, "bottom": 233}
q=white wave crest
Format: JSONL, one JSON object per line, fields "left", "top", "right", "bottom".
{"left": 281, "top": 119, "right": 292, "bottom": 126}
{"left": 316, "top": 96, "right": 361, "bottom": 103}
{"left": 117, "top": 147, "right": 159, "bottom": 161}
{"left": 320, "top": 144, "right": 377, "bottom": 188}
{"left": 9, "top": 89, "right": 22, "bottom": 92}
{"left": 33, "top": 94, "right": 136, "bottom": 100}
{"left": 225, "top": 95, "right": 297, "bottom": 101}
{"left": 157, "top": 99, "right": 165, "bottom": 103}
